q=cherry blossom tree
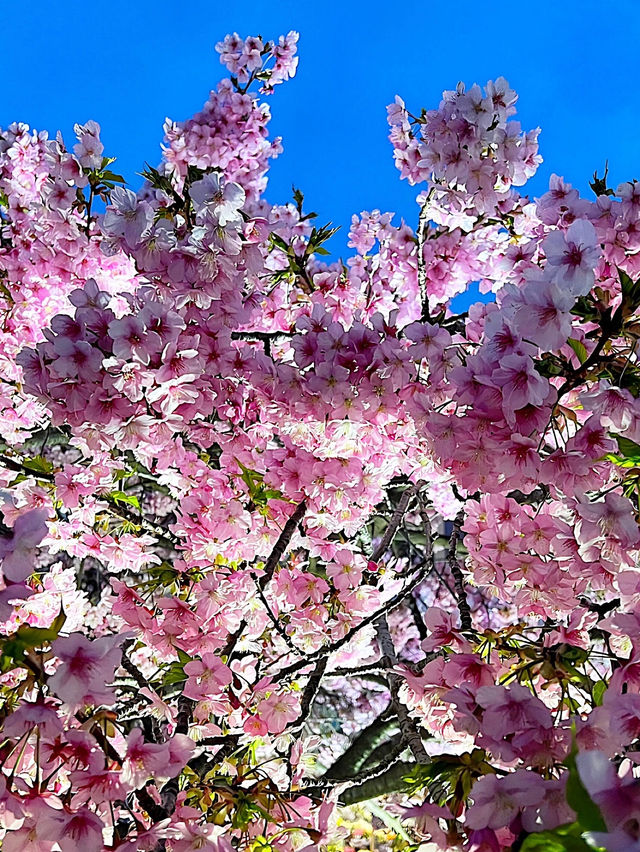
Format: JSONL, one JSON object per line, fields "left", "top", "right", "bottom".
{"left": 1, "top": 30, "right": 640, "bottom": 852}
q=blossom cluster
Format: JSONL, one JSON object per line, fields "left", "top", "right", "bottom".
{"left": 1, "top": 31, "right": 640, "bottom": 852}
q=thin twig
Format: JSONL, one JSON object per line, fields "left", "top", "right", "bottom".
{"left": 0, "top": 454, "right": 54, "bottom": 480}
{"left": 253, "top": 576, "right": 301, "bottom": 655}
{"left": 0, "top": 453, "right": 178, "bottom": 549}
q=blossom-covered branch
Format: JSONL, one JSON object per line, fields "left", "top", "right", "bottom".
{"left": 1, "top": 30, "right": 640, "bottom": 852}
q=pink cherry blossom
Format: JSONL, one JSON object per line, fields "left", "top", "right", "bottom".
{"left": 0, "top": 508, "right": 49, "bottom": 583}
{"left": 48, "top": 632, "right": 125, "bottom": 708}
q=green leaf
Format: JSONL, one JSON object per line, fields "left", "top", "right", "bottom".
{"left": 163, "top": 661, "right": 188, "bottom": 685}
{"left": 617, "top": 436, "right": 640, "bottom": 459}
{"left": 269, "top": 233, "right": 289, "bottom": 252}
{"left": 140, "top": 164, "right": 182, "bottom": 203}
{"left": 618, "top": 266, "right": 640, "bottom": 313}
{"left": 307, "top": 223, "right": 340, "bottom": 256}
{"left": 109, "top": 490, "right": 140, "bottom": 511}
{"left": 559, "top": 646, "right": 590, "bottom": 665}
{"left": 535, "top": 356, "right": 566, "bottom": 378}
{"left": 234, "top": 459, "right": 283, "bottom": 510}
{"left": 592, "top": 680, "right": 607, "bottom": 706}
{"left": 0, "top": 609, "right": 66, "bottom": 671}
{"left": 520, "top": 825, "right": 601, "bottom": 852}
{"left": 605, "top": 453, "right": 639, "bottom": 469}
{"left": 185, "top": 164, "right": 209, "bottom": 187}
{"left": 292, "top": 186, "right": 305, "bottom": 212}
{"left": 100, "top": 170, "right": 126, "bottom": 185}
{"left": 23, "top": 455, "right": 54, "bottom": 475}
{"left": 0, "top": 281, "right": 14, "bottom": 303}
{"left": 51, "top": 609, "right": 67, "bottom": 634}
{"left": 567, "top": 338, "right": 588, "bottom": 365}
{"left": 0, "top": 653, "right": 18, "bottom": 673}
{"left": 571, "top": 296, "right": 600, "bottom": 323}
{"left": 520, "top": 830, "right": 570, "bottom": 852}
{"left": 176, "top": 648, "right": 192, "bottom": 666}
{"left": 590, "top": 164, "right": 613, "bottom": 198}
{"left": 8, "top": 608, "right": 66, "bottom": 651}
{"left": 619, "top": 267, "right": 637, "bottom": 297}
{"left": 13, "top": 625, "right": 59, "bottom": 646}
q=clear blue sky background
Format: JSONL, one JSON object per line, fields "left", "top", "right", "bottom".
{"left": 2, "top": 0, "right": 639, "bottom": 304}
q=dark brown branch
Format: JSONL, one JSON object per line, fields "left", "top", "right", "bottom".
{"left": 417, "top": 203, "right": 431, "bottom": 321}
{"left": 231, "top": 330, "right": 294, "bottom": 358}
{"left": 325, "top": 663, "right": 389, "bottom": 678}
{"left": 175, "top": 694, "right": 194, "bottom": 735}
{"left": 376, "top": 615, "right": 430, "bottom": 764}
{"left": 338, "top": 760, "right": 419, "bottom": 805}
{"left": 556, "top": 304, "right": 623, "bottom": 398}
{"left": 371, "top": 482, "right": 424, "bottom": 564}
{"left": 198, "top": 735, "right": 238, "bottom": 747}
{"left": 0, "top": 453, "right": 178, "bottom": 549}
{"left": 321, "top": 709, "right": 396, "bottom": 781}
{"left": 155, "top": 694, "right": 195, "bottom": 818}
{"left": 221, "top": 620, "right": 246, "bottom": 660}
{"left": 120, "top": 641, "right": 151, "bottom": 691}
{"left": 102, "top": 496, "right": 180, "bottom": 549}
{"left": 359, "top": 733, "right": 405, "bottom": 772}
{"left": 307, "top": 757, "right": 419, "bottom": 804}
{"left": 273, "top": 562, "right": 429, "bottom": 682}
{"left": 0, "top": 454, "right": 54, "bottom": 480}
{"left": 259, "top": 500, "right": 307, "bottom": 589}
{"left": 253, "top": 577, "right": 301, "bottom": 655}
{"left": 231, "top": 330, "right": 293, "bottom": 341}
{"left": 136, "top": 786, "right": 168, "bottom": 823}
{"left": 225, "top": 501, "right": 307, "bottom": 664}
{"left": 447, "top": 510, "right": 472, "bottom": 632}
{"left": 408, "top": 594, "right": 429, "bottom": 642}
{"left": 286, "top": 657, "right": 328, "bottom": 734}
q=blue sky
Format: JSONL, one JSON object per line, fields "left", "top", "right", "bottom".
{"left": 2, "top": 0, "right": 639, "bottom": 278}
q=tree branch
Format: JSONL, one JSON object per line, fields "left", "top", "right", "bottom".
{"left": 0, "top": 454, "right": 54, "bottom": 480}
{"left": 359, "top": 733, "right": 405, "bottom": 772}
{"left": 556, "top": 304, "right": 623, "bottom": 398}
{"left": 417, "top": 203, "right": 431, "bottom": 321}
{"left": 259, "top": 500, "right": 307, "bottom": 589}
{"left": 447, "top": 510, "right": 472, "bottom": 632}
{"left": 253, "top": 576, "right": 301, "bottom": 655}
{"left": 321, "top": 709, "right": 397, "bottom": 781}
{"left": 120, "top": 641, "right": 151, "bottom": 691}
{"left": 0, "top": 454, "right": 179, "bottom": 548}
{"left": 225, "top": 500, "right": 307, "bottom": 664}
{"left": 286, "top": 657, "right": 328, "bottom": 734}
{"left": 371, "top": 481, "right": 424, "bottom": 564}
{"left": 376, "top": 615, "right": 430, "bottom": 764}
{"left": 339, "top": 760, "right": 420, "bottom": 805}
{"left": 273, "top": 562, "right": 429, "bottom": 681}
